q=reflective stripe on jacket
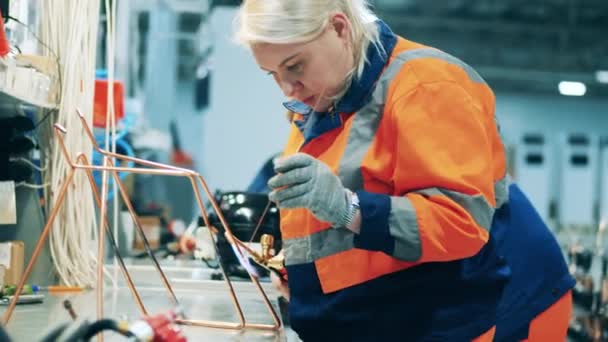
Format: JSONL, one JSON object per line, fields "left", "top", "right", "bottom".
{"left": 282, "top": 37, "right": 508, "bottom": 293}
{"left": 280, "top": 21, "right": 511, "bottom": 340}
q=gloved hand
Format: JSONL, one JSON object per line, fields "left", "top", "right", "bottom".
{"left": 268, "top": 153, "right": 351, "bottom": 227}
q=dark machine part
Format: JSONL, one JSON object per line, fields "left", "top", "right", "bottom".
{"left": 569, "top": 252, "right": 608, "bottom": 341}
{"left": 0, "top": 116, "right": 35, "bottom": 182}
{"left": 568, "top": 315, "right": 607, "bottom": 342}
{"left": 570, "top": 248, "right": 595, "bottom": 274}
{"left": 570, "top": 247, "right": 597, "bottom": 310}
{"left": 205, "top": 191, "right": 282, "bottom": 279}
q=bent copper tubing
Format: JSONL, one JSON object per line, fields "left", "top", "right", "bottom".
{"left": 55, "top": 123, "right": 182, "bottom": 312}
{"left": 61, "top": 110, "right": 282, "bottom": 330}
{"left": 76, "top": 153, "right": 148, "bottom": 316}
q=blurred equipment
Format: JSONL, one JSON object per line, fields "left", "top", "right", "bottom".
{"left": 0, "top": 241, "right": 24, "bottom": 285}
{"left": 569, "top": 245, "right": 596, "bottom": 310}
{"left": 0, "top": 181, "right": 16, "bottom": 224}
{"left": 36, "top": 308, "right": 187, "bottom": 342}
{"left": 169, "top": 119, "right": 193, "bottom": 168}
{"left": 126, "top": 309, "right": 187, "bottom": 342}
{"left": 599, "top": 140, "right": 608, "bottom": 221}
{"left": 93, "top": 75, "right": 125, "bottom": 128}
{"left": 0, "top": 294, "right": 44, "bottom": 305}
{"left": 0, "top": 116, "right": 35, "bottom": 185}
{"left": 568, "top": 220, "right": 608, "bottom": 340}
{"left": 0, "top": 7, "right": 10, "bottom": 57}
{"left": 206, "top": 191, "right": 281, "bottom": 278}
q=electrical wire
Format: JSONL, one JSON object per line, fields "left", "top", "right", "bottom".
{"left": 201, "top": 258, "right": 220, "bottom": 270}
{"left": 10, "top": 157, "right": 47, "bottom": 172}
{"left": 15, "top": 181, "right": 50, "bottom": 189}
{"left": 81, "top": 319, "right": 134, "bottom": 340}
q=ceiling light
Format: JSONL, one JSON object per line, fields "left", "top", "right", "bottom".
{"left": 558, "top": 81, "right": 586, "bottom": 96}
{"left": 596, "top": 71, "right": 608, "bottom": 84}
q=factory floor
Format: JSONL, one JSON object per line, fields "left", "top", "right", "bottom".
{"left": 0, "top": 259, "right": 296, "bottom": 341}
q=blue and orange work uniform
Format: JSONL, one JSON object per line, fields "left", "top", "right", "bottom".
{"left": 492, "top": 183, "right": 574, "bottom": 341}
{"left": 264, "top": 20, "right": 574, "bottom": 341}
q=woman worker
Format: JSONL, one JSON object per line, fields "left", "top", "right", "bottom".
{"left": 235, "top": 0, "right": 574, "bottom": 340}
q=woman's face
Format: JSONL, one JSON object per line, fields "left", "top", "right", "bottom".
{"left": 251, "top": 14, "right": 354, "bottom": 113}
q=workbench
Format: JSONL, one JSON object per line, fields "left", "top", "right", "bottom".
{"left": 0, "top": 259, "right": 290, "bottom": 341}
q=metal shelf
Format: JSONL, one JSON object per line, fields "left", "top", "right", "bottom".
{"left": 0, "top": 84, "right": 56, "bottom": 111}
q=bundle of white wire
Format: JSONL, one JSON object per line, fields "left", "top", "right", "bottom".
{"left": 39, "top": 0, "right": 108, "bottom": 287}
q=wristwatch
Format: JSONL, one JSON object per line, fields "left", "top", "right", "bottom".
{"left": 343, "top": 190, "right": 360, "bottom": 229}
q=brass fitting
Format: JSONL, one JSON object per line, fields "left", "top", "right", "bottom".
{"left": 258, "top": 234, "right": 285, "bottom": 273}
{"left": 260, "top": 234, "right": 274, "bottom": 260}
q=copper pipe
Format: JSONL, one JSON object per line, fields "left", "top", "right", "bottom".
{"left": 97, "top": 157, "right": 109, "bottom": 342}
{"left": 187, "top": 176, "right": 245, "bottom": 327}
{"left": 192, "top": 174, "right": 280, "bottom": 330}
{"left": 77, "top": 110, "right": 235, "bottom": 261}
{"left": 1, "top": 169, "right": 76, "bottom": 324}
{"left": 249, "top": 277, "right": 282, "bottom": 329}
{"left": 76, "top": 114, "right": 248, "bottom": 265}
{"left": 54, "top": 124, "right": 73, "bottom": 166}
{"left": 249, "top": 201, "right": 272, "bottom": 243}
{"left": 73, "top": 109, "right": 281, "bottom": 330}
{"left": 78, "top": 109, "right": 247, "bottom": 307}
{"left": 76, "top": 154, "right": 148, "bottom": 316}
{"left": 76, "top": 109, "right": 246, "bottom": 258}
{"left": 175, "top": 319, "right": 279, "bottom": 331}
{"left": 4, "top": 115, "right": 281, "bottom": 331}
{"left": 245, "top": 322, "right": 281, "bottom": 331}
{"left": 76, "top": 108, "right": 196, "bottom": 174}
{"left": 107, "top": 158, "right": 180, "bottom": 308}
{"left": 77, "top": 112, "right": 248, "bottom": 328}
{"left": 54, "top": 124, "right": 190, "bottom": 178}
{"left": 77, "top": 150, "right": 178, "bottom": 316}
{"left": 175, "top": 319, "right": 243, "bottom": 329}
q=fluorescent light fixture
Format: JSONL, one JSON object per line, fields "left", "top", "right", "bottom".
{"left": 558, "top": 81, "right": 586, "bottom": 96}
{"left": 596, "top": 71, "right": 608, "bottom": 84}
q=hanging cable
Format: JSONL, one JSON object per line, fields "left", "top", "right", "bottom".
{"left": 15, "top": 182, "right": 50, "bottom": 189}
{"left": 41, "top": 0, "right": 103, "bottom": 287}
{"left": 10, "top": 157, "right": 47, "bottom": 172}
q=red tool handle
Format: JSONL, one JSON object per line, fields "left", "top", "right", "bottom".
{"left": 0, "top": 10, "right": 10, "bottom": 57}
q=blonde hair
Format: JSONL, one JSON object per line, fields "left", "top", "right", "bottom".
{"left": 235, "top": 0, "right": 382, "bottom": 80}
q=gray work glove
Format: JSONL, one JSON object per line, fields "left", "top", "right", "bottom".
{"left": 268, "top": 153, "right": 351, "bottom": 227}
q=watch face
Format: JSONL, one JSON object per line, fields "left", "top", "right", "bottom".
{"left": 352, "top": 193, "right": 360, "bottom": 207}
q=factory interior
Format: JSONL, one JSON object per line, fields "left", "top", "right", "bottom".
{"left": 0, "top": 0, "right": 607, "bottom": 341}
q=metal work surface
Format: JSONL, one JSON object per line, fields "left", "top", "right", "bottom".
{"left": 1, "top": 262, "right": 287, "bottom": 341}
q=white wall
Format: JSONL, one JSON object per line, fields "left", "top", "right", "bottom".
{"left": 496, "top": 92, "right": 608, "bottom": 223}
{"left": 202, "top": 7, "right": 289, "bottom": 192}
{"left": 496, "top": 92, "right": 608, "bottom": 143}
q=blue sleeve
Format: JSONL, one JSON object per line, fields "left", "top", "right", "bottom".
{"left": 246, "top": 156, "right": 277, "bottom": 193}
{"left": 353, "top": 190, "right": 395, "bottom": 255}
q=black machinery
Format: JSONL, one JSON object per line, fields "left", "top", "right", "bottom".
{"left": 206, "top": 191, "right": 282, "bottom": 279}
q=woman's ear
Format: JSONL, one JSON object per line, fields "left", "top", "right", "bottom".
{"left": 329, "top": 13, "right": 351, "bottom": 40}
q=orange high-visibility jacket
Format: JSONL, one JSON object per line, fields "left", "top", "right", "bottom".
{"left": 282, "top": 42, "right": 508, "bottom": 291}
{"left": 279, "top": 21, "right": 510, "bottom": 340}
